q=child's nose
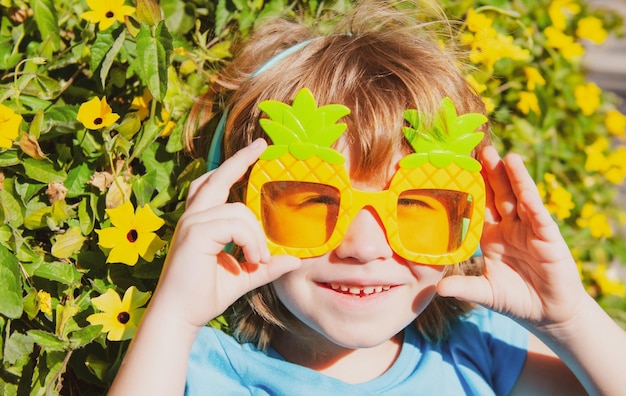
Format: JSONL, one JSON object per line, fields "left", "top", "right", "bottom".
{"left": 333, "top": 207, "right": 394, "bottom": 262}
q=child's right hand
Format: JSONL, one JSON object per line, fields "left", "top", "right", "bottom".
{"left": 148, "top": 138, "right": 301, "bottom": 330}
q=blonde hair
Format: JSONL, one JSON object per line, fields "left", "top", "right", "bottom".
{"left": 185, "top": 0, "right": 490, "bottom": 350}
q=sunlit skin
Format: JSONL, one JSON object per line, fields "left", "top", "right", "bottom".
{"left": 270, "top": 145, "right": 446, "bottom": 381}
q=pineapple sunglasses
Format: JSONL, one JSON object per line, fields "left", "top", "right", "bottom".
{"left": 209, "top": 87, "right": 488, "bottom": 265}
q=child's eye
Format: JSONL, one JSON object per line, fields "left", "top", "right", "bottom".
{"left": 398, "top": 198, "right": 434, "bottom": 209}
{"left": 300, "top": 195, "right": 339, "bottom": 206}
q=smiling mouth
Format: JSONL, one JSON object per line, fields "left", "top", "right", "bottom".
{"left": 325, "top": 283, "right": 392, "bottom": 297}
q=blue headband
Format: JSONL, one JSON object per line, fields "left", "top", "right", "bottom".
{"left": 207, "top": 39, "right": 314, "bottom": 171}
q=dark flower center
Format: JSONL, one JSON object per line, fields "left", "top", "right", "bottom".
{"left": 117, "top": 311, "right": 130, "bottom": 324}
{"left": 106, "top": 11, "right": 115, "bottom": 18}
{"left": 126, "top": 229, "right": 138, "bottom": 242}
{"left": 94, "top": 117, "right": 103, "bottom": 125}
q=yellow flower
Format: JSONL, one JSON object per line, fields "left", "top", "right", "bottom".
{"left": 0, "top": 103, "right": 23, "bottom": 149}
{"left": 584, "top": 137, "right": 609, "bottom": 172}
{"left": 482, "top": 97, "right": 495, "bottom": 114}
{"left": 77, "top": 97, "right": 120, "bottom": 130}
{"left": 159, "top": 106, "right": 176, "bottom": 137}
{"left": 591, "top": 264, "right": 626, "bottom": 297}
{"left": 466, "top": 8, "right": 493, "bottom": 33}
{"left": 96, "top": 201, "right": 166, "bottom": 266}
{"left": 548, "top": 0, "right": 581, "bottom": 31}
{"left": 517, "top": 91, "right": 541, "bottom": 115}
{"left": 574, "top": 82, "right": 601, "bottom": 116}
{"left": 524, "top": 67, "right": 546, "bottom": 91}
{"left": 37, "top": 290, "right": 53, "bottom": 316}
{"left": 541, "top": 173, "right": 575, "bottom": 220}
{"left": 544, "top": 26, "right": 585, "bottom": 60}
{"left": 81, "top": 0, "right": 136, "bottom": 31}
{"left": 130, "top": 89, "right": 152, "bottom": 120}
{"left": 605, "top": 109, "right": 626, "bottom": 138}
{"left": 465, "top": 75, "right": 486, "bottom": 94}
{"left": 87, "top": 286, "right": 150, "bottom": 341}
{"left": 605, "top": 147, "right": 626, "bottom": 184}
{"left": 577, "top": 203, "right": 613, "bottom": 238}
{"left": 576, "top": 16, "right": 608, "bottom": 45}
{"left": 462, "top": 9, "right": 529, "bottom": 71}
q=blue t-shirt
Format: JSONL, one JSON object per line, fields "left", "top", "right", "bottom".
{"left": 186, "top": 308, "right": 528, "bottom": 395}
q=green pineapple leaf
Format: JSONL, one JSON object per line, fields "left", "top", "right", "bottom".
{"left": 258, "top": 88, "right": 351, "bottom": 163}
{"left": 401, "top": 97, "right": 487, "bottom": 170}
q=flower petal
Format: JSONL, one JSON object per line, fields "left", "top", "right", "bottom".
{"left": 90, "top": 288, "right": 123, "bottom": 312}
{"left": 107, "top": 201, "right": 135, "bottom": 229}
{"left": 134, "top": 233, "right": 167, "bottom": 262}
{"left": 77, "top": 97, "right": 104, "bottom": 129}
{"left": 101, "top": 112, "right": 120, "bottom": 128}
{"left": 87, "top": 312, "right": 116, "bottom": 333}
{"left": 134, "top": 204, "right": 165, "bottom": 233}
{"left": 122, "top": 286, "right": 151, "bottom": 310}
{"left": 107, "top": 321, "right": 130, "bottom": 341}
{"left": 96, "top": 227, "right": 127, "bottom": 249}
{"left": 109, "top": 321, "right": 137, "bottom": 341}
{"left": 99, "top": 17, "right": 116, "bottom": 31}
{"left": 80, "top": 10, "right": 101, "bottom": 23}
{"left": 107, "top": 242, "right": 139, "bottom": 265}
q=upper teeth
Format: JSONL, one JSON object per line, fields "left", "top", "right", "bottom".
{"left": 329, "top": 283, "right": 391, "bottom": 295}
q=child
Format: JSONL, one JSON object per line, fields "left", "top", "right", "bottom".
{"left": 110, "top": 1, "right": 626, "bottom": 395}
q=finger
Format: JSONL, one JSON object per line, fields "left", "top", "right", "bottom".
{"left": 180, "top": 202, "right": 270, "bottom": 262}
{"left": 241, "top": 255, "right": 301, "bottom": 283}
{"left": 437, "top": 274, "right": 494, "bottom": 307}
{"left": 187, "top": 170, "right": 215, "bottom": 203}
{"left": 482, "top": 165, "right": 498, "bottom": 223}
{"left": 517, "top": 187, "right": 563, "bottom": 243}
{"left": 501, "top": 154, "right": 563, "bottom": 239}
{"left": 479, "top": 146, "right": 517, "bottom": 219}
{"left": 186, "top": 138, "right": 267, "bottom": 212}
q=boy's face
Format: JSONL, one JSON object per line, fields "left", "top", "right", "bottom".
{"left": 271, "top": 147, "right": 446, "bottom": 349}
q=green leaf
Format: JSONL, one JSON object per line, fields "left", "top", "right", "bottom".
{"left": 0, "top": 150, "right": 20, "bottom": 167}
{"left": 33, "top": 261, "right": 82, "bottom": 286}
{"left": 51, "top": 227, "right": 86, "bottom": 259}
{"left": 3, "top": 332, "right": 34, "bottom": 365}
{"left": 0, "top": 190, "right": 24, "bottom": 227}
{"left": 65, "top": 163, "right": 91, "bottom": 199}
{"left": 26, "top": 330, "right": 69, "bottom": 352}
{"left": 31, "top": 0, "right": 60, "bottom": 53}
{"left": 23, "top": 205, "right": 52, "bottom": 230}
{"left": 22, "top": 157, "right": 67, "bottom": 183}
{"left": 69, "top": 325, "right": 102, "bottom": 349}
{"left": 78, "top": 197, "right": 95, "bottom": 235}
{"left": 136, "top": 22, "right": 173, "bottom": 101}
{"left": 0, "top": 245, "right": 23, "bottom": 319}
{"left": 90, "top": 28, "right": 116, "bottom": 72}
{"left": 29, "top": 109, "right": 45, "bottom": 138}
{"left": 23, "top": 287, "right": 40, "bottom": 320}
{"left": 100, "top": 28, "right": 126, "bottom": 89}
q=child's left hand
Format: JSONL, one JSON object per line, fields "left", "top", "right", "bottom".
{"left": 437, "top": 145, "right": 587, "bottom": 331}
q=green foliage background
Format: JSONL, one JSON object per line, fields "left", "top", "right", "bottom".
{"left": 0, "top": 0, "right": 624, "bottom": 394}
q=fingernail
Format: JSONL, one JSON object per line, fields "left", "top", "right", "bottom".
{"left": 250, "top": 138, "right": 265, "bottom": 149}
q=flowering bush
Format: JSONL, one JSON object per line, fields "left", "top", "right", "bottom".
{"left": 0, "top": 0, "right": 624, "bottom": 393}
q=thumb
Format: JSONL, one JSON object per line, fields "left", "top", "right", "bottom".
{"left": 437, "top": 275, "right": 494, "bottom": 307}
{"left": 242, "top": 255, "right": 301, "bottom": 290}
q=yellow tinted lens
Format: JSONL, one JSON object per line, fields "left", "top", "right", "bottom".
{"left": 397, "top": 189, "right": 472, "bottom": 255}
{"left": 260, "top": 181, "right": 340, "bottom": 248}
